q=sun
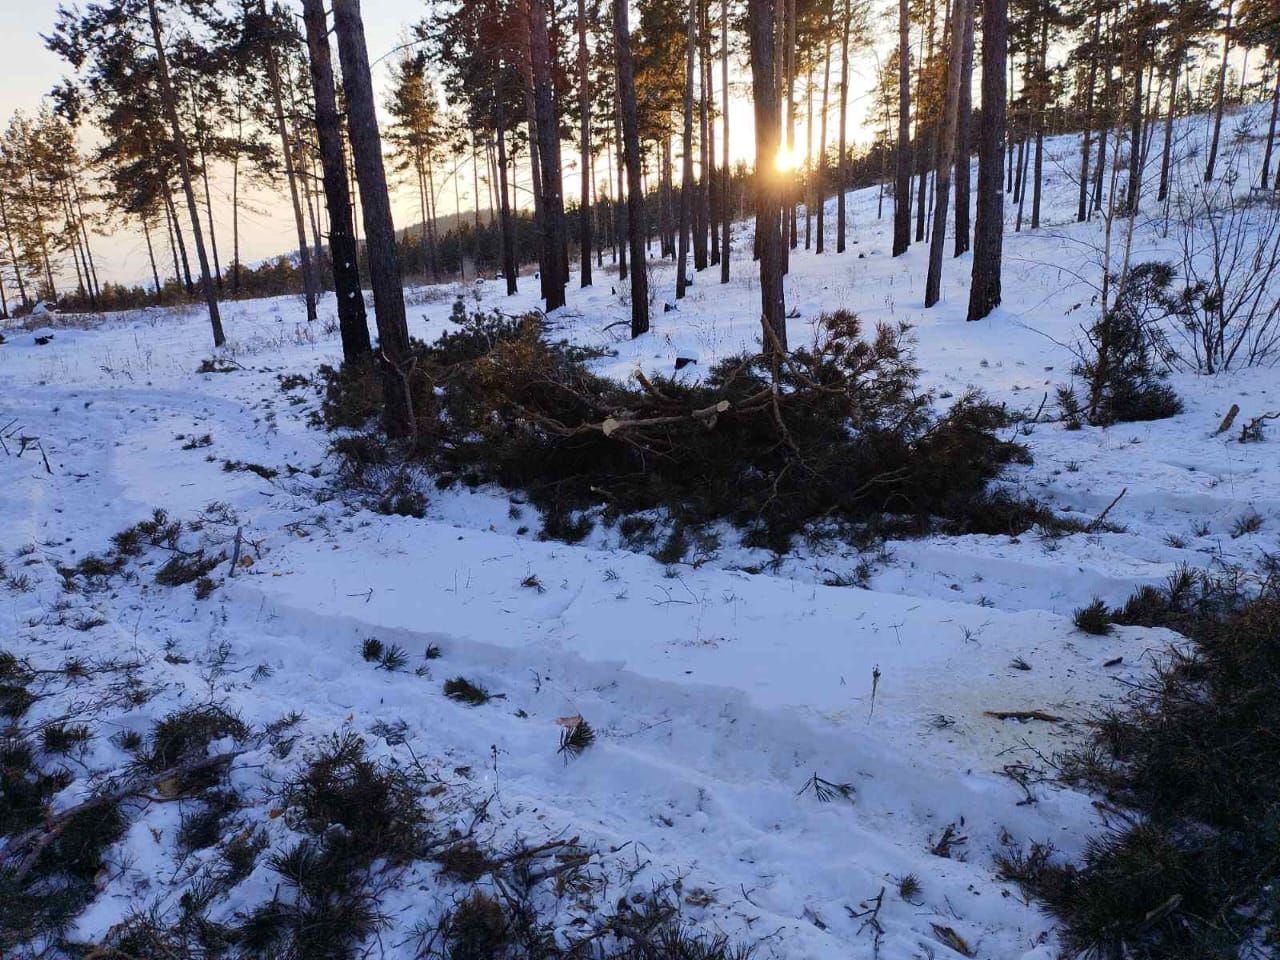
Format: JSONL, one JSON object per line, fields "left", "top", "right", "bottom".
{"left": 774, "top": 144, "right": 800, "bottom": 173}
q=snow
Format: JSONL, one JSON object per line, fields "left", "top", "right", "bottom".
{"left": 2, "top": 103, "right": 1277, "bottom": 958}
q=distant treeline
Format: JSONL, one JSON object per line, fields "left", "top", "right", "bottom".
{"left": 47, "top": 145, "right": 904, "bottom": 316}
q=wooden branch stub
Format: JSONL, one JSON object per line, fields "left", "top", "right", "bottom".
{"left": 1214, "top": 403, "right": 1240, "bottom": 435}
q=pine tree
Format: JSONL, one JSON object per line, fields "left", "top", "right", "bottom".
{"left": 719, "top": 0, "right": 731, "bottom": 282}
{"left": 616, "top": 0, "right": 650, "bottom": 336}
{"left": 49, "top": 0, "right": 226, "bottom": 341}
{"left": 300, "top": 0, "right": 370, "bottom": 362}
{"left": 676, "top": 0, "right": 696, "bottom": 299}
{"left": 529, "top": 0, "right": 568, "bottom": 310}
{"left": 576, "top": 0, "right": 594, "bottom": 287}
{"left": 1239, "top": 0, "right": 1280, "bottom": 187}
{"left": 332, "top": 0, "right": 414, "bottom": 437}
{"left": 749, "top": 0, "right": 786, "bottom": 354}
{"left": 968, "top": 0, "right": 1007, "bottom": 321}
{"left": 924, "top": 0, "right": 971, "bottom": 307}
{"left": 893, "top": 0, "right": 913, "bottom": 255}
{"left": 146, "top": 0, "right": 225, "bottom": 344}
{"left": 386, "top": 51, "right": 442, "bottom": 282}
{"left": 1205, "top": 0, "right": 1236, "bottom": 182}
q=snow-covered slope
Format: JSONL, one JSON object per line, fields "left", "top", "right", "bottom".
{"left": 1, "top": 104, "right": 1277, "bottom": 958}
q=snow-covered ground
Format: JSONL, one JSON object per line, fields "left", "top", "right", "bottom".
{"left": 2, "top": 105, "right": 1277, "bottom": 958}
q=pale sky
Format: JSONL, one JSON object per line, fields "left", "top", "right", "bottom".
{"left": 2, "top": 1, "right": 881, "bottom": 288}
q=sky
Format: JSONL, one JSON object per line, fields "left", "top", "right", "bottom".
{"left": 1, "top": 0, "right": 882, "bottom": 289}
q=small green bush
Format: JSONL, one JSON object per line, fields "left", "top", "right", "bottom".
{"left": 1038, "top": 577, "right": 1280, "bottom": 958}
{"left": 1072, "top": 598, "right": 1112, "bottom": 635}
{"left": 1075, "top": 262, "right": 1183, "bottom": 426}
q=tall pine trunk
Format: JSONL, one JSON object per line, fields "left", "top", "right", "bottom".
{"left": 577, "top": 0, "right": 593, "bottom": 286}
{"left": 1157, "top": 57, "right": 1181, "bottom": 202}
{"left": 953, "top": 5, "right": 974, "bottom": 256}
{"left": 804, "top": 66, "right": 813, "bottom": 249}
{"left": 837, "top": 0, "right": 852, "bottom": 252}
{"left": 0, "top": 190, "right": 30, "bottom": 308}
{"left": 164, "top": 193, "right": 190, "bottom": 294}
{"left": 1125, "top": 57, "right": 1143, "bottom": 212}
{"left": 1259, "top": 57, "right": 1279, "bottom": 189}
{"left": 967, "top": 0, "right": 1005, "bottom": 321}
{"left": 676, "top": 0, "right": 696, "bottom": 299}
{"left": 262, "top": 0, "right": 318, "bottom": 322}
{"left": 529, "top": 0, "right": 567, "bottom": 309}
{"left": 706, "top": 1, "right": 718, "bottom": 267}
{"left": 750, "top": 0, "right": 786, "bottom": 353}
{"left": 1204, "top": 0, "right": 1233, "bottom": 183}
{"left": 332, "top": 0, "right": 414, "bottom": 437}
{"left": 661, "top": 138, "right": 675, "bottom": 257}
{"left": 816, "top": 35, "right": 831, "bottom": 254}
{"left": 495, "top": 76, "right": 519, "bottom": 296}
{"left": 301, "top": 0, "right": 370, "bottom": 362}
{"left": 1078, "top": 9, "right": 1101, "bottom": 220}
{"left": 194, "top": 122, "right": 223, "bottom": 292}
{"left": 925, "top": 0, "right": 971, "bottom": 307}
{"left": 142, "top": 214, "right": 162, "bottom": 296}
{"left": 720, "top": 0, "right": 732, "bottom": 282}
{"left": 695, "top": 0, "right": 710, "bottom": 272}
{"left": 613, "top": 78, "right": 628, "bottom": 282}
{"left": 893, "top": 0, "right": 912, "bottom": 255}
{"left": 615, "top": 0, "right": 649, "bottom": 336}
{"left": 147, "top": 0, "right": 223, "bottom": 346}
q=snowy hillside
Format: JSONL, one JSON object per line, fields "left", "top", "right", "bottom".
{"left": 2, "top": 104, "right": 1277, "bottom": 958}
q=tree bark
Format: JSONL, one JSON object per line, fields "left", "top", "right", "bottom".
{"left": 925, "top": 0, "right": 971, "bottom": 307}
{"left": 1078, "top": 8, "right": 1101, "bottom": 220}
{"left": 1125, "top": 52, "right": 1144, "bottom": 212}
{"left": 750, "top": 0, "right": 786, "bottom": 353}
{"left": 194, "top": 121, "right": 223, "bottom": 293}
{"left": 232, "top": 94, "right": 243, "bottom": 297}
{"left": 785, "top": 0, "right": 797, "bottom": 256}
{"left": 146, "top": 0, "right": 223, "bottom": 346}
{"left": 1204, "top": 0, "right": 1233, "bottom": 183}
{"left": 72, "top": 181, "right": 101, "bottom": 302}
{"left": 495, "top": 78, "right": 519, "bottom": 296}
{"left": 893, "top": 0, "right": 913, "bottom": 255}
{"left": 141, "top": 214, "right": 162, "bottom": 296}
{"left": 954, "top": 4, "right": 974, "bottom": 256}
{"left": 332, "top": 0, "right": 414, "bottom": 438}
{"left": 1260, "top": 57, "right": 1279, "bottom": 190}
{"left": 301, "top": 0, "right": 370, "bottom": 363}
{"left": 660, "top": 137, "right": 674, "bottom": 257}
{"left": 577, "top": 0, "right": 593, "bottom": 286}
{"left": 837, "top": 0, "right": 852, "bottom": 252}
{"left": 720, "top": 0, "right": 732, "bottom": 282}
{"left": 1030, "top": 19, "right": 1048, "bottom": 228}
{"left": 615, "top": 0, "right": 649, "bottom": 336}
{"left": 816, "top": 34, "right": 831, "bottom": 254}
{"left": 695, "top": 0, "right": 710, "bottom": 272}
{"left": 163, "top": 192, "right": 189, "bottom": 295}
{"left": 261, "top": 0, "right": 318, "bottom": 322}
{"left": 967, "top": 0, "right": 1006, "bottom": 321}
{"left": 0, "top": 189, "right": 30, "bottom": 308}
{"left": 529, "top": 0, "right": 567, "bottom": 309}
{"left": 705, "top": 0, "right": 718, "bottom": 267}
{"left": 677, "top": 0, "right": 696, "bottom": 299}
{"left": 1157, "top": 57, "right": 1180, "bottom": 202}
{"left": 613, "top": 77, "right": 628, "bottom": 282}
{"left": 804, "top": 65, "right": 813, "bottom": 250}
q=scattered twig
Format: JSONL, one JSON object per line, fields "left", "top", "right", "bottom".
{"left": 1087, "top": 487, "right": 1127, "bottom": 532}
{"left": 846, "top": 886, "right": 886, "bottom": 958}
{"left": 984, "top": 709, "right": 1064, "bottom": 722}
